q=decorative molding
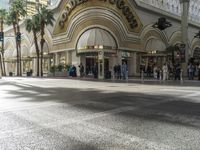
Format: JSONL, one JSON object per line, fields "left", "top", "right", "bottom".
{"left": 54, "top": 0, "right": 142, "bottom": 35}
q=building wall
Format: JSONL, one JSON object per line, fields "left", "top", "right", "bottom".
{"left": 3, "top": 0, "right": 200, "bottom": 77}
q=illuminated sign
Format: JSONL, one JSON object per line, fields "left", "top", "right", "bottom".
{"left": 59, "top": 0, "right": 138, "bottom": 29}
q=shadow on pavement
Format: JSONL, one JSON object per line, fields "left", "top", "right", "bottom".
{"left": 1, "top": 80, "right": 200, "bottom": 130}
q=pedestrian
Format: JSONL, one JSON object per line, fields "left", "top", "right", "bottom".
{"left": 174, "top": 64, "right": 181, "bottom": 80}
{"left": 122, "top": 62, "right": 128, "bottom": 80}
{"left": 79, "top": 63, "right": 84, "bottom": 78}
{"left": 188, "top": 63, "right": 194, "bottom": 80}
{"left": 147, "top": 65, "right": 151, "bottom": 77}
{"left": 113, "top": 65, "right": 117, "bottom": 79}
{"left": 71, "top": 65, "right": 77, "bottom": 77}
{"left": 153, "top": 65, "right": 157, "bottom": 79}
{"left": 93, "top": 63, "right": 98, "bottom": 78}
{"left": 162, "top": 63, "right": 168, "bottom": 81}
{"left": 117, "top": 64, "right": 121, "bottom": 79}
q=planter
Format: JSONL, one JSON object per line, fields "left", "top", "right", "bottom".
{"left": 48, "top": 71, "right": 68, "bottom": 77}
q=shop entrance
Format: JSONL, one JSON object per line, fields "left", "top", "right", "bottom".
{"left": 85, "top": 57, "right": 98, "bottom": 76}
{"left": 85, "top": 57, "right": 110, "bottom": 78}
{"left": 76, "top": 28, "right": 118, "bottom": 79}
{"left": 141, "top": 54, "right": 166, "bottom": 77}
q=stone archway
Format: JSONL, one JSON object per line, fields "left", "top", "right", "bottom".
{"left": 76, "top": 27, "right": 118, "bottom": 79}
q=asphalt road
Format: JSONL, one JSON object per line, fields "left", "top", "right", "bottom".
{"left": 0, "top": 77, "right": 200, "bottom": 150}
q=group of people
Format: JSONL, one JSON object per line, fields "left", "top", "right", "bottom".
{"left": 145, "top": 63, "right": 182, "bottom": 81}
{"left": 69, "top": 63, "right": 98, "bottom": 78}
{"left": 68, "top": 65, "right": 77, "bottom": 77}
{"left": 146, "top": 62, "right": 200, "bottom": 81}
{"left": 68, "top": 61, "right": 200, "bottom": 81}
{"left": 152, "top": 64, "right": 171, "bottom": 80}
{"left": 113, "top": 62, "right": 128, "bottom": 80}
{"left": 69, "top": 63, "right": 86, "bottom": 78}
{"left": 187, "top": 63, "right": 200, "bottom": 80}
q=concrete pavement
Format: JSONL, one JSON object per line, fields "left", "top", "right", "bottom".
{"left": 0, "top": 77, "right": 200, "bottom": 150}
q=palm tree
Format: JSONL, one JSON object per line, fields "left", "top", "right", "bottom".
{"left": 0, "top": 9, "right": 7, "bottom": 76}
{"left": 5, "top": 10, "right": 19, "bottom": 75}
{"left": 38, "top": 6, "right": 54, "bottom": 77}
{"left": 9, "top": 0, "right": 26, "bottom": 76}
{"left": 25, "top": 15, "right": 40, "bottom": 76}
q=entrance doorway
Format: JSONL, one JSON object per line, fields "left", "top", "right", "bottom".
{"left": 85, "top": 57, "right": 98, "bottom": 76}
{"left": 104, "top": 58, "right": 110, "bottom": 79}
{"left": 85, "top": 57, "right": 110, "bottom": 78}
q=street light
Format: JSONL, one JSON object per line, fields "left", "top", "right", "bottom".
{"left": 152, "top": 17, "right": 172, "bottom": 30}
{"left": 194, "top": 31, "right": 200, "bottom": 38}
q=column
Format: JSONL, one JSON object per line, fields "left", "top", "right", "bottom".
{"left": 117, "top": 51, "right": 122, "bottom": 65}
{"left": 55, "top": 53, "right": 59, "bottom": 65}
{"left": 132, "top": 52, "right": 137, "bottom": 76}
{"left": 33, "top": 58, "right": 37, "bottom": 76}
{"left": 98, "top": 50, "right": 104, "bottom": 79}
{"left": 180, "top": 0, "right": 190, "bottom": 62}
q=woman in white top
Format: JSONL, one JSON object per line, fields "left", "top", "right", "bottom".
{"left": 153, "top": 65, "right": 158, "bottom": 79}
{"left": 162, "top": 63, "right": 168, "bottom": 80}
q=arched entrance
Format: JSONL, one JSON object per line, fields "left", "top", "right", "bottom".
{"left": 141, "top": 38, "right": 167, "bottom": 76}
{"left": 76, "top": 28, "right": 117, "bottom": 79}
{"left": 193, "top": 47, "right": 200, "bottom": 63}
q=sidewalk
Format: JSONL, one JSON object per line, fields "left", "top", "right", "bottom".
{"left": 2, "top": 76, "right": 200, "bottom": 86}
{"left": 48, "top": 76, "right": 200, "bottom": 86}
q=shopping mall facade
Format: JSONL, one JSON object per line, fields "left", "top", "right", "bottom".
{"left": 3, "top": 0, "right": 200, "bottom": 78}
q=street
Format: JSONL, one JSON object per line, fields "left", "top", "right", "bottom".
{"left": 0, "top": 77, "right": 200, "bottom": 150}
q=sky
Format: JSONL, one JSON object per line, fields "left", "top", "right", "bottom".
{"left": 0, "top": 0, "right": 10, "bottom": 10}
{"left": 0, "top": 0, "right": 59, "bottom": 10}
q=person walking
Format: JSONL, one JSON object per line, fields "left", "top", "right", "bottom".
{"left": 153, "top": 65, "right": 157, "bottom": 79}
{"left": 162, "top": 63, "right": 168, "bottom": 81}
{"left": 113, "top": 65, "right": 117, "bottom": 79}
{"left": 174, "top": 64, "right": 181, "bottom": 80}
{"left": 122, "top": 62, "right": 128, "bottom": 80}
{"left": 117, "top": 64, "right": 121, "bottom": 79}
{"left": 71, "top": 65, "right": 77, "bottom": 77}
{"left": 79, "top": 63, "right": 84, "bottom": 78}
{"left": 188, "top": 63, "right": 194, "bottom": 80}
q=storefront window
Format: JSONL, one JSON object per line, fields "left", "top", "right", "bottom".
{"left": 23, "top": 60, "right": 31, "bottom": 73}
{"left": 122, "top": 52, "right": 131, "bottom": 58}
{"left": 193, "top": 47, "right": 200, "bottom": 63}
{"left": 59, "top": 53, "right": 66, "bottom": 65}
{"left": 43, "top": 58, "right": 49, "bottom": 73}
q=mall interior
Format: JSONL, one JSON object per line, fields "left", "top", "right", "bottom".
{"left": 2, "top": 0, "right": 200, "bottom": 79}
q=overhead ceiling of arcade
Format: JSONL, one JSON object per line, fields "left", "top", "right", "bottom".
{"left": 138, "top": 0, "right": 200, "bottom": 23}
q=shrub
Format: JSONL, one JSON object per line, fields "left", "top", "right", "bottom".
{"left": 57, "top": 64, "right": 64, "bottom": 72}
{"left": 50, "top": 66, "right": 56, "bottom": 73}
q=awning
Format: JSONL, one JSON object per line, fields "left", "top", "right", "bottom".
{"left": 77, "top": 28, "right": 117, "bottom": 53}
{"left": 146, "top": 38, "right": 166, "bottom": 52}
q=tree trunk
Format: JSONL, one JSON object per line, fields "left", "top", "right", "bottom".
{"left": 16, "top": 17, "right": 22, "bottom": 76}
{"left": 33, "top": 29, "right": 40, "bottom": 77}
{"left": 2, "top": 41, "right": 6, "bottom": 76}
{"left": 40, "top": 23, "right": 45, "bottom": 77}
{"left": 0, "top": 54, "right": 3, "bottom": 76}
{"left": 1, "top": 20, "right": 5, "bottom": 76}
{"left": 13, "top": 22, "right": 19, "bottom": 76}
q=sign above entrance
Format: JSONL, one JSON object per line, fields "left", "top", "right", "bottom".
{"left": 57, "top": 0, "right": 142, "bottom": 33}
